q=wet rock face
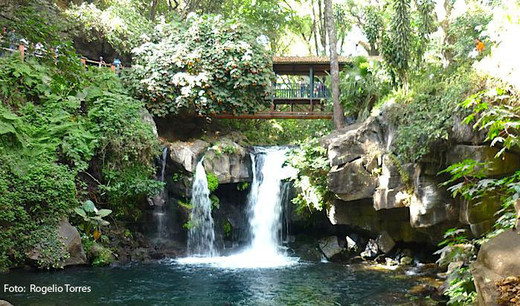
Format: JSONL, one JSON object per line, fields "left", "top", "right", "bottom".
{"left": 472, "top": 229, "right": 520, "bottom": 305}
{"left": 166, "top": 137, "right": 252, "bottom": 198}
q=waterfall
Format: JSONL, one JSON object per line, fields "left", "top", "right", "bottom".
{"left": 246, "top": 147, "right": 295, "bottom": 258}
{"left": 148, "top": 147, "right": 168, "bottom": 243}
{"left": 148, "top": 147, "right": 168, "bottom": 207}
{"left": 178, "top": 147, "right": 298, "bottom": 268}
{"left": 187, "top": 159, "right": 216, "bottom": 257}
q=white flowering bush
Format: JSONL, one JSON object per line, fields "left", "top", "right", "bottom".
{"left": 125, "top": 14, "right": 274, "bottom": 117}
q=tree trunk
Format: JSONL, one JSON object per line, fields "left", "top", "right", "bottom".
{"left": 150, "top": 0, "right": 158, "bottom": 21}
{"left": 324, "top": 0, "right": 345, "bottom": 129}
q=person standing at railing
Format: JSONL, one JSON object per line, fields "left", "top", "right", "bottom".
{"left": 113, "top": 58, "right": 121, "bottom": 76}
{"left": 299, "top": 77, "right": 305, "bottom": 98}
{"left": 34, "top": 42, "right": 44, "bottom": 57}
{"left": 8, "top": 28, "right": 21, "bottom": 50}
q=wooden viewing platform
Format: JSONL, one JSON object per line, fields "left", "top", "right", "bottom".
{"left": 0, "top": 46, "right": 370, "bottom": 120}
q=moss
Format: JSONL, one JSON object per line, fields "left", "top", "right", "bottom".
{"left": 206, "top": 172, "right": 219, "bottom": 193}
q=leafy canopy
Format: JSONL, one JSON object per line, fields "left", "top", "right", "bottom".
{"left": 125, "top": 13, "right": 274, "bottom": 118}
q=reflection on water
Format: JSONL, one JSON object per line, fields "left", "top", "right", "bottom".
{"left": 1, "top": 261, "right": 416, "bottom": 305}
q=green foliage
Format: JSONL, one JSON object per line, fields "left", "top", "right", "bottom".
{"left": 462, "top": 87, "right": 520, "bottom": 156}
{"left": 223, "top": 220, "right": 232, "bottom": 239}
{"left": 385, "top": 0, "right": 412, "bottom": 86}
{"left": 210, "top": 194, "right": 220, "bottom": 210}
{"left": 32, "top": 225, "right": 71, "bottom": 270}
{"left": 237, "top": 182, "right": 249, "bottom": 191}
{"left": 206, "top": 172, "right": 220, "bottom": 193}
{"left": 340, "top": 57, "right": 390, "bottom": 120}
{"left": 0, "top": 157, "right": 77, "bottom": 270}
{"left": 438, "top": 84, "right": 520, "bottom": 305}
{"left": 388, "top": 65, "right": 481, "bottom": 162}
{"left": 214, "top": 119, "right": 333, "bottom": 145}
{"left": 83, "top": 239, "right": 114, "bottom": 267}
{"left": 126, "top": 14, "right": 274, "bottom": 118}
{"left": 444, "top": 267, "right": 477, "bottom": 305}
{"left": 287, "top": 138, "right": 332, "bottom": 215}
{"left": 0, "top": 34, "right": 159, "bottom": 269}
{"left": 74, "top": 200, "right": 112, "bottom": 237}
{"left": 65, "top": 1, "right": 153, "bottom": 55}
{"left": 442, "top": 5, "right": 492, "bottom": 65}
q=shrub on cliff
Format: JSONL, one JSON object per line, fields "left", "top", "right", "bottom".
{"left": 125, "top": 13, "right": 274, "bottom": 117}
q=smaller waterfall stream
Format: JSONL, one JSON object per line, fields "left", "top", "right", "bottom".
{"left": 148, "top": 147, "right": 168, "bottom": 242}
{"left": 187, "top": 159, "right": 216, "bottom": 257}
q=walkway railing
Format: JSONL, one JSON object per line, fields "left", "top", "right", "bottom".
{"left": 0, "top": 43, "right": 123, "bottom": 73}
{"left": 272, "top": 82, "right": 329, "bottom": 99}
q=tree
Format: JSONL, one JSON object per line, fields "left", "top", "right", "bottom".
{"left": 125, "top": 14, "right": 274, "bottom": 118}
{"left": 324, "top": 0, "right": 345, "bottom": 129}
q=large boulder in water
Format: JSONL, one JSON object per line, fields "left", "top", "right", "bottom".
{"left": 318, "top": 236, "right": 344, "bottom": 260}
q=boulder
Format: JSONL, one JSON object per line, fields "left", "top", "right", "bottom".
{"left": 327, "top": 116, "right": 385, "bottom": 167}
{"left": 328, "top": 159, "right": 378, "bottom": 202}
{"left": 345, "top": 236, "right": 358, "bottom": 252}
{"left": 373, "top": 155, "right": 414, "bottom": 210}
{"left": 202, "top": 141, "right": 252, "bottom": 184}
{"left": 0, "top": 300, "right": 13, "bottom": 306}
{"left": 58, "top": 220, "right": 87, "bottom": 266}
{"left": 318, "top": 236, "right": 344, "bottom": 260}
{"left": 328, "top": 199, "right": 429, "bottom": 243}
{"left": 169, "top": 139, "right": 210, "bottom": 173}
{"left": 376, "top": 231, "right": 396, "bottom": 254}
{"left": 26, "top": 220, "right": 87, "bottom": 267}
{"left": 472, "top": 229, "right": 520, "bottom": 305}
{"left": 446, "top": 145, "right": 520, "bottom": 176}
{"left": 360, "top": 239, "right": 379, "bottom": 259}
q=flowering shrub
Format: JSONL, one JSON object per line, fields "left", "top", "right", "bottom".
{"left": 125, "top": 14, "right": 274, "bottom": 117}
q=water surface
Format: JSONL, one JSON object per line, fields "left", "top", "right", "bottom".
{"left": 1, "top": 261, "right": 416, "bottom": 305}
